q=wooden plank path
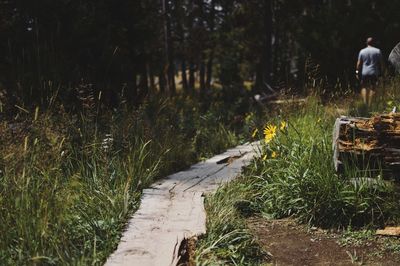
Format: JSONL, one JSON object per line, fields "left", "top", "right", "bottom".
{"left": 105, "top": 142, "right": 260, "bottom": 266}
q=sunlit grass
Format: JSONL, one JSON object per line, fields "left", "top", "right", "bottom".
{"left": 250, "top": 96, "right": 400, "bottom": 227}
{"left": 196, "top": 86, "right": 400, "bottom": 264}
{"left": 195, "top": 179, "right": 265, "bottom": 265}
{"left": 0, "top": 95, "right": 242, "bottom": 265}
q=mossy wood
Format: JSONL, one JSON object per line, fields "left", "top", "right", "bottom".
{"left": 333, "top": 114, "right": 400, "bottom": 178}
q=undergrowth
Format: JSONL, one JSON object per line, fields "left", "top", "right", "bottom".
{"left": 0, "top": 95, "right": 247, "bottom": 265}
{"left": 195, "top": 179, "right": 265, "bottom": 265}
{"left": 196, "top": 85, "right": 400, "bottom": 264}
{"left": 250, "top": 96, "right": 400, "bottom": 228}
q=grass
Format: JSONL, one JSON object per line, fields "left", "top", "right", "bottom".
{"left": 195, "top": 179, "right": 265, "bottom": 265}
{"left": 0, "top": 94, "right": 248, "bottom": 265}
{"left": 249, "top": 96, "right": 400, "bottom": 228}
{"left": 196, "top": 81, "right": 400, "bottom": 264}
{"left": 338, "top": 228, "right": 400, "bottom": 260}
{"left": 4, "top": 77, "right": 400, "bottom": 264}
{"left": 338, "top": 229, "right": 375, "bottom": 247}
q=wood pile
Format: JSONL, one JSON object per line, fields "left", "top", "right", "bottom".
{"left": 333, "top": 114, "right": 400, "bottom": 178}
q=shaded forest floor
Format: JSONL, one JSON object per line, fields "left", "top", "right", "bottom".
{"left": 247, "top": 217, "right": 400, "bottom": 265}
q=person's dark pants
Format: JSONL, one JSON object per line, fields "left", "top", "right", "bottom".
{"left": 361, "top": 75, "right": 378, "bottom": 87}
{"left": 360, "top": 75, "right": 378, "bottom": 106}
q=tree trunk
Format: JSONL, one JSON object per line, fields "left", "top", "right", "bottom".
{"left": 264, "top": 0, "right": 272, "bottom": 84}
{"left": 167, "top": 63, "right": 176, "bottom": 96}
{"left": 148, "top": 63, "right": 156, "bottom": 94}
{"left": 255, "top": 64, "right": 264, "bottom": 93}
{"left": 125, "top": 70, "right": 137, "bottom": 105}
{"left": 256, "top": 0, "right": 273, "bottom": 91}
{"left": 206, "top": 0, "right": 216, "bottom": 90}
{"left": 199, "top": 60, "right": 206, "bottom": 97}
{"left": 181, "top": 60, "right": 188, "bottom": 92}
{"left": 175, "top": 0, "right": 188, "bottom": 93}
{"left": 272, "top": 0, "right": 280, "bottom": 82}
{"left": 131, "top": 74, "right": 139, "bottom": 106}
{"left": 189, "top": 62, "right": 195, "bottom": 90}
{"left": 206, "top": 56, "right": 213, "bottom": 90}
{"left": 159, "top": 70, "right": 166, "bottom": 93}
{"left": 138, "top": 63, "right": 149, "bottom": 102}
{"left": 162, "top": 0, "right": 176, "bottom": 95}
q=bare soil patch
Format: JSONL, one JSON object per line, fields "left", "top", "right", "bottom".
{"left": 247, "top": 217, "right": 400, "bottom": 265}
{"left": 177, "top": 237, "right": 197, "bottom": 266}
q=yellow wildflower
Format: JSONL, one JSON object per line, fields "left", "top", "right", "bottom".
{"left": 317, "top": 118, "right": 322, "bottom": 123}
{"left": 263, "top": 124, "right": 277, "bottom": 143}
{"left": 280, "top": 121, "right": 287, "bottom": 131}
{"left": 271, "top": 151, "right": 278, "bottom": 158}
{"left": 251, "top": 128, "right": 259, "bottom": 138}
{"left": 245, "top": 112, "right": 254, "bottom": 123}
{"left": 262, "top": 154, "right": 267, "bottom": 161}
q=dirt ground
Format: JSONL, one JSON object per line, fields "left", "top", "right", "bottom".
{"left": 247, "top": 217, "right": 400, "bottom": 266}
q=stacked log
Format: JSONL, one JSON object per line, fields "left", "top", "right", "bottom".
{"left": 333, "top": 114, "right": 400, "bottom": 178}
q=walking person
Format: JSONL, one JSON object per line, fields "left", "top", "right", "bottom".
{"left": 356, "top": 37, "right": 383, "bottom": 106}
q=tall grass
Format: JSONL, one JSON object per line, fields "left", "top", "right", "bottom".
{"left": 249, "top": 96, "right": 400, "bottom": 227}
{"left": 195, "top": 180, "right": 265, "bottom": 265}
{"left": 195, "top": 83, "right": 400, "bottom": 265}
{"left": 195, "top": 90, "right": 400, "bottom": 265}
{"left": 0, "top": 95, "right": 241, "bottom": 264}
{"left": 348, "top": 76, "right": 400, "bottom": 116}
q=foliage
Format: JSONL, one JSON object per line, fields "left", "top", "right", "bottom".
{"left": 248, "top": 97, "right": 400, "bottom": 228}
{"left": 0, "top": 95, "right": 241, "bottom": 265}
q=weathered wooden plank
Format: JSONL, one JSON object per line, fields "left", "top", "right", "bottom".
{"left": 105, "top": 142, "right": 260, "bottom": 266}
{"left": 333, "top": 118, "right": 343, "bottom": 172}
{"left": 377, "top": 227, "right": 400, "bottom": 236}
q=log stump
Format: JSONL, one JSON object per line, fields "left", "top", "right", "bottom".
{"left": 333, "top": 114, "right": 400, "bottom": 179}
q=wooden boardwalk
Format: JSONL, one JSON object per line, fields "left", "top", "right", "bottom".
{"left": 105, "top": 142, "right": 260, "bottom": 266}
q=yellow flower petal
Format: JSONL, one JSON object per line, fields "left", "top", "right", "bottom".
{"left": 280, "top": 121, "right": 287, "bottom": 131}
{"left": 263, "top": 124, "right": 277, "bottom": 143}
{"left": 251, "top": 128, "right": 258, "bottom": 138}
{"left": 271, "top": 151, "right": 278, "bottom": 158}
{"left": 262, "top": 154, "right": 267, "bottom": 161}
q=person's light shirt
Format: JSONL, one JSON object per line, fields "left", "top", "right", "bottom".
{"left": 358, "top": 46, "right": 382, "bottom": 76}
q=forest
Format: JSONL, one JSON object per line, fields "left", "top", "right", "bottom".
{"left": 1, "top": 0, "right": 400, "bottom": 107}
{"left": 2, "top": 1, "right": 400, "bottom": 265}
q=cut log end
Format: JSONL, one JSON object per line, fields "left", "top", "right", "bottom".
{"left": 333, "top": 114, "right": 400, "bottom": 179}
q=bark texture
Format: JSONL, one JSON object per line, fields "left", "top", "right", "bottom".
{"left": 333, "top": 114, "right": 400, "bottom": 177}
